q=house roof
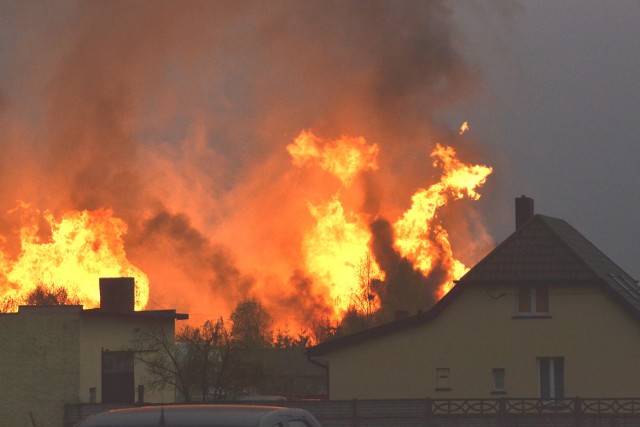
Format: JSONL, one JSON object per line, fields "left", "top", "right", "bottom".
{"left": 82, "top": 308, "right": 189, "bottom": 320}
{"left": 463, "top": 214, "right": 640, "bottom": 310}
{"left": 308, "top": 213, "right": 640, "bottom": 357}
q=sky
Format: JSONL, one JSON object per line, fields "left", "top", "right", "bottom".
{"left": 0, "top": 1, "right": 638, "bottom": 323}
{"left": 453, "top": 1, "right": 640, "bottom": 280}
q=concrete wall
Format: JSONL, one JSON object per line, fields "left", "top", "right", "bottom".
{"left": 79, "top": 314, "right": 176, "bottom": 404}
{"left": 325, "top": 283, "right": 640, "bottom": 399}
{"left": 0, "top": 306, "right": 82, "bottom": 427}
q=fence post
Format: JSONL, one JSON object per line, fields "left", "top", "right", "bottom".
{"left": 425, "top": 398, "right": 432, "bottom": 427}
{"left": 499, "top": 398, "right": 507, "bottom": 427}
{"left": 351, "top": 399, "right": 358, "bottom": 427}
{"left": 574, "top": 397, "right": 582, "bottom": 427}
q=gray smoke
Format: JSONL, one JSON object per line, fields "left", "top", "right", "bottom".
{"left": 0, "top": 1, "right": 482, "bottom": 324}
{"left": 369, "top": 217, "right": 445, "bottom": 318}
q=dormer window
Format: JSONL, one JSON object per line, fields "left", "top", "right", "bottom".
{"left": 517, "top": 285, "right": 549, "bottom": 316}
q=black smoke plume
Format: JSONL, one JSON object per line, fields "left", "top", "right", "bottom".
{"left": 369, "top": 217, "right": 445, "bottom": 319}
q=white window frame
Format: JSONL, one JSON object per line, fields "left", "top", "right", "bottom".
{"left": 491, "top": 368, "right": 506, "bottom": 393}
{"left": 435, "top": 368, "right": 451, "bottom": 391}
{"left": 537, "top": 357, "right": 564, "bottom": 400}
{"left": 517, "top": 285, "right": 549, "bottom": 316}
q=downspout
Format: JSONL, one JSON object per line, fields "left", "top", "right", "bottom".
{"left": 307, "top": 354, "right": 330, "bottom": 399}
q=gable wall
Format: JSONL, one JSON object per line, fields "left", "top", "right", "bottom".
{"left": 79, "top": 315, "right": 176, "bottom": 404}
{"left": 326, "top": 283, "right": 640, "bottom": 399}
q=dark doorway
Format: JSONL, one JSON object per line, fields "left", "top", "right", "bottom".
{"left": 102, "top": 350, "right": 135, "bottom": 403}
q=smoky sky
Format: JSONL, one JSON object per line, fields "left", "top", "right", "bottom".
{"left": 369, "top": 217, "right": 441, "bottom": 316}
{"left": 0, "top": 1, "right": 492, "bottom": 324}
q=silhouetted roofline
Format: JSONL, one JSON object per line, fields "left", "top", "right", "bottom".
{"left": 82, "top": 308, "right": 189, "bottom": 320}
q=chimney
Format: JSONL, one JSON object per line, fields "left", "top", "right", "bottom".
{"left": 515, "top": 195, "right": 534, "bottom": 229}
{"left": 99, "top": 277, "right": 135, "bottom": 312}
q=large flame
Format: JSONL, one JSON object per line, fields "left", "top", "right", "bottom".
{"left": 287, "top": 130, "right": 379, "bottom": 186}
{"left": 290, "top": 131, "right": 492, "bottom": 316}
{"left": 0, "top": 2, "right": 495, "bottom": 331}
{"left": 302, "top": 197, "right": 383, "bottom": 309}
{"left": 0, "top": 203, "right": 149, "bottom": 310}
{"left": 0, "top": 128, "right": 490, "bottom": 325}
{"left": 394, "top": 144, "right": 493, "bottom": 297}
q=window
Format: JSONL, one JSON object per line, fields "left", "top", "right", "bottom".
{"left": 491, "top": 368, "right": 506, "bottom": 393}
{"left": 538, "top": 357, "right": 564, "bottom": 399}
{"left": 518, "top": 285, "right": 549, "bottom": 315}
{"left": 436, "top": 368, "right": 451, "bottom": 390}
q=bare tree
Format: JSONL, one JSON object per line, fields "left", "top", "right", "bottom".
{"left": 25, "top": 283, "right": 80, "bottom": 306}
{"left": 354, "top": 251, "right": 377, "bottom": 318}
{"left": 178, "top": 318, "right": 231, "bottom": 401}
{"left": 132, "top": 323, "right": 193, "bottom": 401}
{"left": 0, "top": 283, "right": 80, "bottom": 313}
{"left": 133, "top": 318, "right": 233, "bottom": 402}
{"left": 0, "top": 295, "right": 19, "bottom": 313}
{"left": 306, "top": 316, "right": 338, "bottom": 345}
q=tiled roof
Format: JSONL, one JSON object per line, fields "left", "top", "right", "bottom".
{"left": 308, "top": 213, "right": 640, "bottom": 356}
{"left": 460, "top": 214, "right": 640, "bottom": 312}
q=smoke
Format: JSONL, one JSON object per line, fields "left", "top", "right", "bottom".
{"left": 279, "top": 271, "right": 334, "bottom": 327}
{"left": 0, "top": 1, "right": 485, "bottom": 327}
{"left": 368, "top": 217, "right": 442, "bottom": 318}
{"left": 129, "top": 210, "right": 255, "bottom": 313}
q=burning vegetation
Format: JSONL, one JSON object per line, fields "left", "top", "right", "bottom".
{"left": 0, "top": 2, "right": 495, "bottom": 335}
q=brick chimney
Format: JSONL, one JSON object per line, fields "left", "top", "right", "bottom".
{"left": 515, "top": 195, "right": 534, "bottom": 229}
{"left": 99, "top": 277, "right": 135, "bottom": 312}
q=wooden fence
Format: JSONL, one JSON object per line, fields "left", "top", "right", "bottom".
{"left": 65, "top": 398, "right": 640, "bottom": 427}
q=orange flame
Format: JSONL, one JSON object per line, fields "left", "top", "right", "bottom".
{"left": 287, "top": 130, "right": 379, "bottom": 185}
{"left": 1, "top": 127, "right": 491, "bottom": 326}
{"left": 0, "top": 203, "right": 149, "bottom": 310}
{"left": 290, "top": 131, "right": 383, "bottom": 315}
{"left": 459, "top": 121, "right": 469, "bottom": 135}
{"left": 302, "top": 197, "right": 383, "bottom": 311}
{"left": 291, "top": 131, "right": 492, "bottom": 316}
{"left": 394, "top": 143, "right": 492, "bottom": 297}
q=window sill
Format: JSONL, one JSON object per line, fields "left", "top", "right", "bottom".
{"left": 490, "top": 390, "right": 507, "bottom": 395}
{"left": 435, "top": 388, "right": 451, "bottom": 392}
{"left": 512, "top": 314, "right": 551, "bottom": 319}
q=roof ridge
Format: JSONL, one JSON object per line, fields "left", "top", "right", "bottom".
{"left": 536, "top": 215, "right": 601, "bottom": 281}
{"left": 539, "top": 215, "right": 636, "bottom": 281}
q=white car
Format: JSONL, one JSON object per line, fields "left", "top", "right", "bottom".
{"left": 76, "top": 404, "right": 322, "bottom": 427}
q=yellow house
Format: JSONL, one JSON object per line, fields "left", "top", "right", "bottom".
{"left": 308, "top": 197, "right": 640, "bottom": 400}
{"left": 0, "top": 277, "right": 188, "bottom": 427}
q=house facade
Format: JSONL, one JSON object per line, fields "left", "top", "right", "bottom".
{"left": 308, "top": 196, "right": 640, "bottom": 400}
{"left": 0, "top": 277, "right": 187, "bottom": 427}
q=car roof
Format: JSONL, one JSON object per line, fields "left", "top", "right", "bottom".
{"left": 77, "top": 404, "right": 318, "bottom": 427}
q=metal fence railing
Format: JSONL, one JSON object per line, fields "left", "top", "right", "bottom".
{"left": 66, "top": 397, "right": 640, "bottom": 427}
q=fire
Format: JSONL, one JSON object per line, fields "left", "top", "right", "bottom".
{"left": 302, "top": 197, "right": 383, "bottom": 309}
{"left": 290, "top": 131, "right": 383, "bottom": 313}
{"left": 0, "top": 127, "right": 490, "bottom": 325}
{"left": 459, "top": 121, "right": 470, "bottom": 135}
{"left": 0, "top": 203, "right": 149, "bottom": 311}
{"left": 394, "top": 144, "right": 492, "bottom": 297}
{"left": 291, "top": 131, "right": 492, "bottom": 315}
{"left": 287, "top": 130, "right": 379, "bottom": 185}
